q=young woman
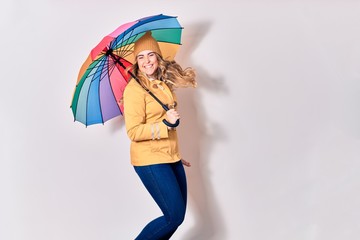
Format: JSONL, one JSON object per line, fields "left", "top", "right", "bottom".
{"left": 123, "top": 31, "right": 196, "bottom": 239}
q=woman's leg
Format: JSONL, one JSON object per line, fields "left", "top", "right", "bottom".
{"left": 134, "top": 161, "right": 187, "bottom": 240}
{"left": 160, "top": 161, "right": 188, "bottom": 239}
{"left": 170, "top": 160, "right": 187, "bottom": 208}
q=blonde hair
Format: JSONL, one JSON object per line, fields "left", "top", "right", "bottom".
{"left": 131, "top": 53, "right": 196, "bottom": 90}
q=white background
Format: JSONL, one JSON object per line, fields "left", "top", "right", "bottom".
{"left": 1, "top": 0, "right": 360, "bottom": 239}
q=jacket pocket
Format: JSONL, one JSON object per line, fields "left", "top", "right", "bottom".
{"left": 150, "top": 138, "right": 170, "bottom": 154}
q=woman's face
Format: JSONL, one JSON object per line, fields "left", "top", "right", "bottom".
{"left": 136, "top": 50, "right": 159, "bottom": 78}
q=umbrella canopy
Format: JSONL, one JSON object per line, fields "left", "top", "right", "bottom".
{"left": 71, "top": 14, "right": 183, "bottom": 126}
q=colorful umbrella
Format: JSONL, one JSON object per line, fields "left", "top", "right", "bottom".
{"left": 70, "top": 14, "right": 183, "bottom": 126}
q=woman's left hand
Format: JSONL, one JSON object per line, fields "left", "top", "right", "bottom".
{"left": 181, "top": 159, "right": 191, "bottom": 167}
{"left": 165, "top": 109, "right": 180, "bottom": 124}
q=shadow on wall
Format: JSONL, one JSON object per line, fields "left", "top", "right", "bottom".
{"left": 177, "top": 21, "right": 228, "bottom": 240}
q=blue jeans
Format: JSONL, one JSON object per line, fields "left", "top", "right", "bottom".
{"left": 134, "top": 160, "right": 187, "bottom": 240}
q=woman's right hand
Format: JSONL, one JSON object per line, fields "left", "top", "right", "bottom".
{"left": 166, "top": 109, "right": 180, "bottom": 124}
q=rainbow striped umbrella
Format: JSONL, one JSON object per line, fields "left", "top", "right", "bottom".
{"left": 70, "top": 14, "right": 182, "bottom": 126}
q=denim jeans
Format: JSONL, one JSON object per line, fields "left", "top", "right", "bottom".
{"left": 134, "top": 160, "right": 187, "bottom": 240}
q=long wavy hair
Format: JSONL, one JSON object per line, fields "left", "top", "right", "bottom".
{"left": 130, "top": 53, "right": 197, "bottom": 90}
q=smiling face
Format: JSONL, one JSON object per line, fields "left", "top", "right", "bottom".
{"left": 136, "top": 50, "right": 159, "bottom": 79}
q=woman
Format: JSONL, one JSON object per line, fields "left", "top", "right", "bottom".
{"left": 123, "top": 31, "right": 196, "bottom": 239}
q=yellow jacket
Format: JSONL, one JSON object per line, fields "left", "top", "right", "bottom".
{"left": 123, "top": 78, "right": 181, "bottom": 166}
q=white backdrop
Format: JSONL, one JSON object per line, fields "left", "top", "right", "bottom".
{"left": 1, "top": 0, "right": 360, "bottom": 239}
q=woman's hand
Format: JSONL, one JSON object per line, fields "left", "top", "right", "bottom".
{"left": 181, "top": 159, "right": 191, "bottom": 167}
{"left": 166, "top": 109, "right": 180, "bottom": 124}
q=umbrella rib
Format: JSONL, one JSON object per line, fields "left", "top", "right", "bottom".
{"left": 72, "top": 57, "right": 106, "bottom": 125}
{"left": 106, "top": 59, "right": 123, "bottom": 115}
{"left": 88, "top": 58, "right": 108, "bottom": 126}
{"left": 94, "top": 56, "right": 122, "bottom": 124}
{"left": 82, "top": 57, "right": 110, "bottom": 126}
{"left": 117, "top": 27, "right": 136, "bottom": 60}
{"left": 97, "top": 61, "right": 105, "bottom": 125}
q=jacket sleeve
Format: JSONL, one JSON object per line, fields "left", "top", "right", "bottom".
{"left": 123, "top": 83, "right": 169, "bottom": 142}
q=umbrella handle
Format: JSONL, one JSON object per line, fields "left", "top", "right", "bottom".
{"left": 162, "top": 104, "right": 180, "bottom": 128}
{"left": 162, "top": 119, "right": 180, "bottom": 128}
